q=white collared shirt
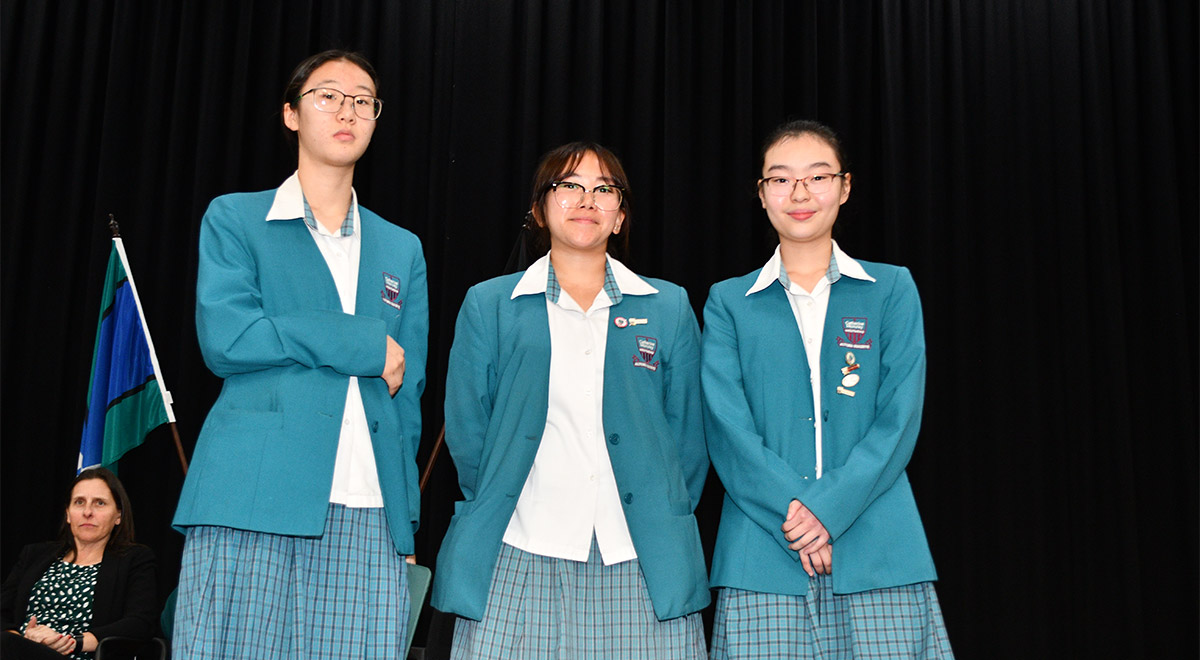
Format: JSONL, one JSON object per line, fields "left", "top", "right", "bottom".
{"left": 746, "top": 241, "right": 875, "bottom": 479}
{"left": 502, "top": 252, "right": 658, "bottom": 564}
{"left": 265, "top": 172, "right": 383, "bottom": 508}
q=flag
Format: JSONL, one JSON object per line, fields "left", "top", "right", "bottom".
{"left": 79, "top": 238, "right": 175, "bottom": 473}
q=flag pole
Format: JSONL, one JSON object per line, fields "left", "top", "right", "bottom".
{"left": 108, "top": 215, "right": 189, "bottom": 476}
{"left": 418, "top": 423, "right": 445, "bottom": 493}
{"left": 170, "top": 422, "right": 189, "bottom": 475}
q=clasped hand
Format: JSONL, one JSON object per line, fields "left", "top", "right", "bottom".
{"left": 382, "top": 335, "right": 406, "bottom": 396}
{"left": 782, "top": 499, "right": 832, "bottom": 578}
{"left": 23, "top": 615, "right": 76, "bottom": 655}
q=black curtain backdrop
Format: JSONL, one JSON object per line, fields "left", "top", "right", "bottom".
{"left": 2, "top": 1, "right": 1196, "bottom": 657}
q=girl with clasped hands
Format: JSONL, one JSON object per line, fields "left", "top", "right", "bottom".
{"left": 702, "top": 120, "right": 954, "bottom": 658}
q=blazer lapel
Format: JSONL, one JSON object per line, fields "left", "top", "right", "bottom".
{"left": 269, "top": 218, "right": 343, "bottom": 312}
{"left": 748, "top": 284, "right": 811, "bottom": 385}
{"left": 355, "top": 214, "right": 383, "bottom": 319}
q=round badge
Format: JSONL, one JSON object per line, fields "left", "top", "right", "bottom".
{"left": 614, "top": 317, "right": 628, "bottom": 328}
{"left": 844, "top": 351, "right": 856, "bottom": 366}
{"left": 841, "top": 373, "right": 860, "bottom": 388}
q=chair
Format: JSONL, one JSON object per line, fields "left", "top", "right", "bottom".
{"left": 406, "top": 563, "right": 433, "bottom": 657}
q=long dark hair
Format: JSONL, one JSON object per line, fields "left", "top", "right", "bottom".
{"left": 56, "top": 467, "right": 135, "bottom": 559}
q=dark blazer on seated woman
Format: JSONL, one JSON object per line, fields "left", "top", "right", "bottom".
{"left": 1, "top": 541, "right": 158, "bottom": 641}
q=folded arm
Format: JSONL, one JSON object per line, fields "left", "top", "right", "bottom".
{"left": 196, "top": 197, "right": 387, "bottom": 379}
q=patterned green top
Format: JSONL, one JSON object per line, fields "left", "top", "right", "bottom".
{"left": 20, "top": 558, "right": 100, "bottom": 660}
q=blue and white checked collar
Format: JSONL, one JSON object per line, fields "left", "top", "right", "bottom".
{"left": 746, "top": 240, "right": 876, "bottom": 296}
{"left": 265, "top": 171, "right": 359, "bottom": 236}
{"left": 301, "top": 197, "right": 354, "bottom": 236}
{"left": 511, "top": 252, "right": 658, "bottom": 303}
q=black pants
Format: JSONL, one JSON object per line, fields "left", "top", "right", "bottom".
{"left": 1, "top": 632, "right": 68, "bottom": 660}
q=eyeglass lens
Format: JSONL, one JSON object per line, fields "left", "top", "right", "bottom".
{"left": 553, "top": 183, "right": 622, "bottom": 211}
{"left": 310, "top": 89, "right": 382, "bottom": 120}
{"left": 763, "top": 174, "right": 839, "bottom": 195}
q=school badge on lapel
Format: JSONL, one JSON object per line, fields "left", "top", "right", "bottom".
{"left": 836, "top": 317, "right": 872, "bottom": 350}
{"left": 381, "top": 272, "right": 403, "bottom": 311}
{"left": 632, "top": 335, "right": 660, "bottom": 371}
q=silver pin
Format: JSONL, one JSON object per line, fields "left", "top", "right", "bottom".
{"left": 836, "top": 386, "right": 856, "bottom": 397}
{"left": 845, "top": 351, "right": 856, "bottom": 366}
{"left": 841, "top": 373, "right": 860, "bottom": 388}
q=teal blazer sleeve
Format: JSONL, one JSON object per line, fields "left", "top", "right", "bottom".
{"left": 196, "top": 194, "right": 387, "bottom": 379}
{"left": 442, "top": 285, "right": 493, "bottom": 503}
{"left": 701, "top": 280, "right": 811, "bottom": 556}
{"left": 663, "top": 286, "right": 707, "bottom": 509}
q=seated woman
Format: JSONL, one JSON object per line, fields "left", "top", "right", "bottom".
{"left": 2, "top": 468, "right": 157, "bottom": 659}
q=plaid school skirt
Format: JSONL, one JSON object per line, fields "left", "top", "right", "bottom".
{"left": 173, "top": 504, "right": 410, "bottom": 660}
{"left": 710, "top": 575, "right": 953, "bottom": 660}
{"left": 451, "top": 538, "right": 707, "bottom": 660}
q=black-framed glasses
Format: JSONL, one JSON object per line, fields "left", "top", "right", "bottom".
{"left": 758, "top": 172, "right": 847, "bottom": 196}
{"left": 550, "top": 181, "right": 624, "bottom": 212}
{"left": 297, "top": 88, "right": 383, "bottom": 120}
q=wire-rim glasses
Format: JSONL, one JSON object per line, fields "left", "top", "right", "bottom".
{"left": 297, "top": 88, "right": 383, "bottom": 121}
{"left": 550, "top": 181, "right": 624, "bottom": 212}
{"left": 758, "top": 172, "right": 847, "bottom": 196}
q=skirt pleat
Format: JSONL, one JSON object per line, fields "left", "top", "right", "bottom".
{"left": 452, "top": 538, "right": 706, "bottom": 660}
{"left": 710, "top": 575, "right": 953, "bottom": 660}
{"left": 173, "top": 504, "right": 409, "bottom": 660}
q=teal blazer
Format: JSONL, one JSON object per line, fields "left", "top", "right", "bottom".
{"left": 702, "top": 262, "right": 937, "bottom": 597}
{"left": 173, "top": 189, "right": 428, "bottom": 554}
{"left": 431, "top": 272, "right": 709, "bottom": 621}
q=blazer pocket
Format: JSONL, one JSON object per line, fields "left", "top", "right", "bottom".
{"left": 669, "top": 497, "right": 692, "bottom": 516}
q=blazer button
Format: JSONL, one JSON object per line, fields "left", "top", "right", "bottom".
{"left": 608, "top": 433, "right": 620, "bottom": 445}
{"left": 623, "top": 492, "right": 633, "bottom": 504}
{"left": 371, "top": 421, "right": 379, "bottom": 433}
